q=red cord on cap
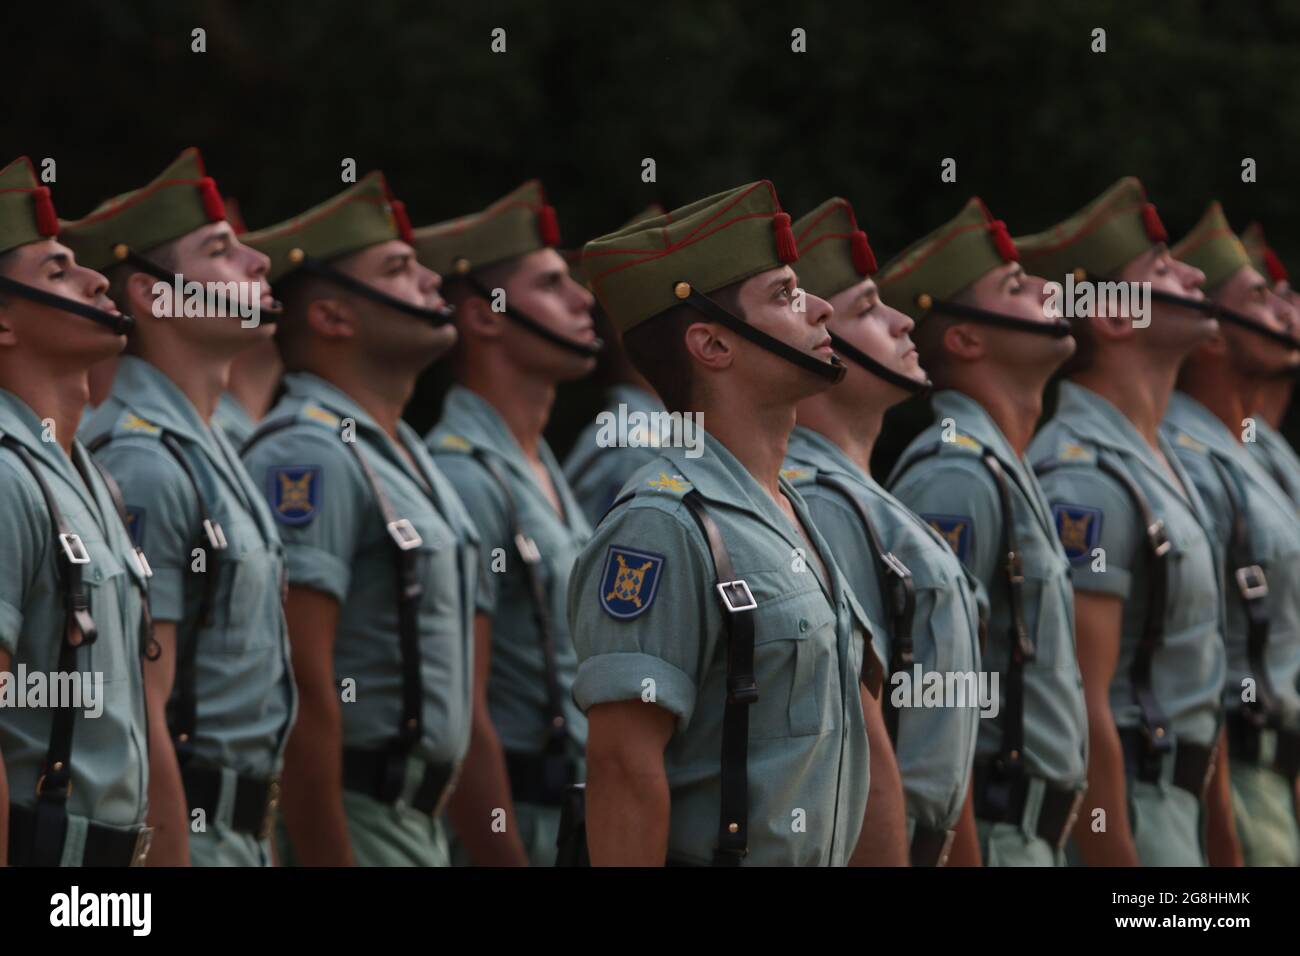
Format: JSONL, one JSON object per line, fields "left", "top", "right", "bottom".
{"left": 198, "top": 177, "right": 226, "bottom": 222}
{"left": 850, "top": 229, "right": 877, "bottom": 276}
{"left": 32, "top": 187, "right": 58, "bottom": 237}
{"left": 1141, "top": 203, "right": 1167, "bottom": 243}
{"left": 989, "top": 219, "right": 1018, "bottom": 262}
{"left": 537, "top": 204, "right": 561, "bottom": 247}
{"left": 390, "top": 199, "right": 414, "bottom": 244}
{"left": 773, "top": 212, "right": 799, "bottom": 263}
{"left": 1263, "top": 247, "right": 1289, "bottom": 285}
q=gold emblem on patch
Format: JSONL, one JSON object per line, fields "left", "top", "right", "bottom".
{"left": 647, "top": 471, "right": 687, "bottom": 492}
{"left": 930, "top": 521, "right": 964, "bottom": 552}
{"left": 1061, "top": 442, "right": 1091, "bottom": 461}
{"left": 780, "top": 467, "right": 810, "bottom": 481}
{"left": 606, "top": 554, "right": 654, "bottom": 608}
{"left": 277, "top": 470, "right": 314, "bottom": 513}
{"left": 1058, "top": 511, "right": 1092, "bottom": 552}
{"left": 121, "top": 412, "right": 160, "bottom": 434}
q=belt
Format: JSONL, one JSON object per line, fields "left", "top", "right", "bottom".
{"left": 1225, "top": 710, "right": 1300, "bottom": 782}
{"left": 972, "top": 762, "right": 1084, "bottom": 850}
{"left": 341, "top": 748, "right": 455, "bottom": 815}
{"left": 8, "top": 804, "right": 153, "bottom": 867}
{"left": 182, "top": 764, "right": 281, "bottom": 839}
{"left": 910, "top": 823, "right": 955, "bottom": 866}
{"left": 1119, "top": 727, "right": 1216, "bottom": 799}
{"left": 505, "top": 749, "right": 578, "bottom": 807}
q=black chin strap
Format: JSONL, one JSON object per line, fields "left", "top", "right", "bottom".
{"left": 923, "top": 299, "right": 1073, "bottom": 338}
{"left": 118, "top": 249, "right": 283, "bottom": 324}
{"left": 1149, "top": 288, "right": 1217, "bottom": 316}
{"left": 1213, "top": 304, "right": 1300, "bottom": 351}
{"left": 461, "top": 274, "right": 603, "bottom": 358}
{"left": 0, "top": 273, "right": 134, "bottom": 334}
{"left": 296, "top": 256, "right": 453, "bottom": 326}
{"left": 683, "top": 287, "right": 846, "bottom": 383}
{"left": 828, "top": 332, "right": 930, "bottom": 394}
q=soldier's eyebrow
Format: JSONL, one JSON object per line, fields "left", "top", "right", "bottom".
{"left": 40, "top": 252, "right": 71, "bottom": 267}
{"left": 382, "top": 251, "right": 412, "bottom": 269}
{"left": 1000, "top": 264, "right": 1024, "bottom": 287}
{"left": 199, "top": 230, "right": 232, "bottom": 252}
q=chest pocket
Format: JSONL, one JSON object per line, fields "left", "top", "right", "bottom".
{"left": 1018, "top": 535, "right": 1074, "bottom": 670}
{"left": 218, "top": 511, "right": 284, "bottom": 653}
{"left": 414, "top": 516, "right": 460, "bottom": 623}
{"left": 81, "top": 537, "right": 132, "bottom": 684}
{"left": 749, "top": 584, "right": 838, "bottom": 739}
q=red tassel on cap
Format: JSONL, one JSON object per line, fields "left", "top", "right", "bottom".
{"left": 1263, "top": 247, "right": 1289, "bottom": 285}
{"left": 198, "top": 177, "right": 226, "bottom": 222}
{"left": 850, "top": 229, "right": 877, "bottom": 276}
{"left": 391, "top": 199, "right": 414, "bottom": 244}
{"left": 989, "top": 220, "right": 1018, "bottom": 262}
{"left": 1141, "top": 203, "right": 1167, "bottom": 243}
{"left": 537, "top": 204, "right": 561, "bottom": 247}
{"left": 32, "top": 187, "right": 58, "bottom": 237}
{"left": 773, "top": 212, "right": 799, "bottom": 263}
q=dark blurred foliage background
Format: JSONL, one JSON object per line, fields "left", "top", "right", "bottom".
{"left": 6, "top": 0, "right": 1300, "bottom": 470}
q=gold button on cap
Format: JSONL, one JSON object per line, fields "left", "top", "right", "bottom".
{"left": 674, "top": 281, "right": 692, "bottom": 299}
{"left": 288, "top": 248, "right": 305, "bottom": 264}
{"left": 916, "top": 292, "right": 933, "bottom": 310}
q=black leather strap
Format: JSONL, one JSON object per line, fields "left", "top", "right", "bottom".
{"left": 505, "top": 749, "right": 578, "bottom": 806}
{"left": 88, "top": 429, "right": 227, "bottom": 765}
{"left": 1118, "top": 728, "right": 1215, "bottom": 799}
{"left": 921, "top": 298, "right": 1072, "bottom": 337}
{"left": 1207, "top": 453, "right": 1278, "bottom": 724}
{"left": 1214, "top": 304, "right": 1300, "bottom": 350}
{"left": 827, "top": 332, "right": 930, "bottom": 394}
{"left": 1225, "top": 709, "right": 1300, "bottom": 781}
{"left": 8, "top": 804, "right": 151, "bottom": 867}
{"left": 293, "top": 255, "right": 450, "bottom": 326}
{"left": 460, "top": 273, "right": 602, "bottom": 357}
{"left": 813, "top": 473, "right": 914, "bottom": 745}
{"left": 341, "top": 748, "right": 452, "bottom": 814}
{"left": 679, "top": 489, "right": 758, "bottom": 866}
{"left": 181, "top": 764, "right": 280, "bottom": 837}
{"left": 1036, "top": 455, "right": 1174, "bottom": 764}
{"left": 0, "top": 435, "right": 99, "bottom": 866}
{"left": 0, "top": 273, "right": 134, "bottom": 334}
{"left": 682, "top": 286, "right": 846, "bottom": 383}
{"left": 971, "top": 762, "right": 1082, "bottom": 849}
{"left": 85, "top": 455, "right": 158, "bottom": 662}
{"left": 246, "top": 416, "right": 425, "bottom": 753}
{"left": 1148, "top": 287, "right": 1218, "bottom": 316}
{"left": 469, "top": 449, "right": 570, "bottom": 763}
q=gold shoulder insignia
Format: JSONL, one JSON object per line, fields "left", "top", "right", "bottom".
{"left": 439, "top": 434, "right": 472, "bottom": 451}
{"left": 1060, "top": 442, "right": 1094, "bottom": 462}
{"left": 780, "top": 467, "right": 811, "bottom": 481}
{"left": 303, "top": 404, "right": 340, "bottom": 427}
{"left": 1175, "top": 433, "right": 1207, "bottom": 454}
{"left": 952, "top": 434, "right": 981, "bottom": 452}
{"left": 120, "top": 412, "right": 160, "bottom": 434}
{"left": 647, "top": 471, "right": 688, "bottom": 493}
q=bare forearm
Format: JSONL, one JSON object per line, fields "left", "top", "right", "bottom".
{"left": 587, "top": 757, "right": 670, "bottom": 866}
{"left": 445, "top": 708, "right": 528, "bottom": 865}
{"left": 946, "top": 784, "right": 982, "bottom": 866}
{"left": 281, "top": 697, "right": 353, "bottom": 866}
{"left": 1075, "top": 713, "right": 1138, "bottom": 866}
{"left": 1204, "top": 728, "right": 1242, "bottom": 866}
{"left": 144, "top": 697, "right": 190, "bottom": 865}
{"left": 851, "top": 695, "right": 907, "bottom": 865}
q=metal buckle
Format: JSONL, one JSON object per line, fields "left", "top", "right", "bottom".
{"left": 716, "top": 579, "right": 757, "bottom": 613}
{"left": 260, "top": 777, "right": 281, "bottom": 842}
{"left": 57, "top": 532, "right": 90, "bottom": 565}
{"left": 514, "top": 533, "right": 541, "bottom": 564}
{"left": 880, "top": 551, "right": 912, "bottom": 580}
{"left": 130, "top": 826, "right": 154, "bottom": 867}
{"left": 1147, "top": 519, "right": 1172, "bottom": 557}
{"left": 1005, "top": 550, "right": 1025, "bottom": 584}
{"left": 1058, "top": 790, "right": 1086, "bottom": 851}
{"left": 202, "top": 519, "right": 228, "bottom": 551}
{"left": 935, "top": 828, "right": 957, "bottom": 867}
{"left": 1235, "top": 564, "right": 1269, "bottom": 601}
{"left": 35, "top": 772, "right": 71, "bottom": 798}
{"left": 130, "top": 547, "right": 153, "bottom": 579}
{"left": 386, "top": 518, "right": 423, "bottom": 551}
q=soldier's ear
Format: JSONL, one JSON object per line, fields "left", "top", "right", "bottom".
{"left": 455, "top": 292, "right": 506, "bottom": 339}
{"left": 304, "top": 295, "right": 355, "bottom": 340}
{"left": 941, "top": 321, "right": 982, "bottom": 361}
{"left": 0, "top": 311, "right": 16, "bottom": 347}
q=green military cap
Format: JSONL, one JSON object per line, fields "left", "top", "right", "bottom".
{"left": 792, "top": 197, "right": 877, "bottom": 299}
{"left": 563, "top": 203, "right": 665, "bottom": 288}
{"left": 581, "top": 181, "right": 800, "bottom": 334}
{"left": 61, "top": 147, "right": 228, "bottom": 272}
{"left": 413, "top": 180, "right": 561, "bottom": 279}
{"left": 241, "top": 170, "right": 414, "bottom": 283}
{"left": 1170, "top": 201, "right": 1252, "bottom": 293}
{"left": 1014, "top": 176, "right": 1169, "bottom": 282}
{"left": 1239, "top": 222, "right": 1289, "bottom": 288}
{"left": 876, "top": 196, "right": 1019, "bottom": 320}
{"left": 0, "top": 156, "right": 60, "bottom": 255}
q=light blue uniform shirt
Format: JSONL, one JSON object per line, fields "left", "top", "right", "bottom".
{"left": 564, "top": 384, "right": 669, "bottom": 527}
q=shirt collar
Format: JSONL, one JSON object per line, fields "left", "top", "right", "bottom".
{"left": 0, "top": 389, "right": 106, "bottom": 525}
{"left": 786, "top": 425, "right": 869, "bottom": 485}
{"left": 110, "top": 356, "right": 218, "bottom": 452}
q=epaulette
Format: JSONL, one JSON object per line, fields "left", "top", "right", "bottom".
{"left": 298, "top": 402, "right": 342, "bottom": 429}
{"left": 432, "top": 432, "right": 475, "bottom": 454}
{"left": 779, "top": 464, "right": 818, "bottom": 487}
{"left": 939, "top": 432, "right": 984, "bottom": 455}
{"left": 640, "top": 469, "right": 693, "bottom": 498}
{"left": 1055, "top": 439, "right": 1098, "bottom": 465}
{"left": 1173, "top": 431, "right": 1209, "bottom": 455}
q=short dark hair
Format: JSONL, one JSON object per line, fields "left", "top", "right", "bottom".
{"left": 620, "top": 280, "right": 744, "bottom": 415}
{"left": 0, "top": 247, "right": 19, "bottom": 304}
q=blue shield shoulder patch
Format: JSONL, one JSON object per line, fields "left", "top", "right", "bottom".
{"left": 269, "top": 466, "right": 322, "bottom": 526}
{"left": 921, "top": 513, "right": 973, "bottom": 563}
{"left": 124, "top": 506, "right": 145, "bottom": 547}
{"left": 599, "top": 545, "right": 665, "bottom": 620}
{"left": 1052, "top": 503, "right": 1102, "bottom": 562}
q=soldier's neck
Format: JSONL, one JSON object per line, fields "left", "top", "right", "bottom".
{"left": 136, "top": 337, "right": 233, "bottom": 423}
{"left": 1073, "top": 355, "right": 1181, "bottom": 450}
{"left": 1178, "top": 364, "right": 1257, "bottom": 446}
{"left": 1, "top": 362, "right": 90, "bottom": 455}
{"left": 313, "top": 359, "right": 415, "bottom": 441}
{"left": 460, "top": 366, "right": 555, "bottom": 459}
{"left": 1254, "top": 378, "right": 1292, "bottom": 429}
{"left": 796, "top": 391, "right": 882, "bottom": 475}
{"left": 950, "top": 375, "right": 1042, "bottom": 457}
{"left": 703, "top": 393, "right": 796, "bottom": 501}
{"left": 226, "top": 339, "right": 283, "bottom": 421}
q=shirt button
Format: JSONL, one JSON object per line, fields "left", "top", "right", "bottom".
{"left": 799, "top": 618, "right": 809, "bottom": 632}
